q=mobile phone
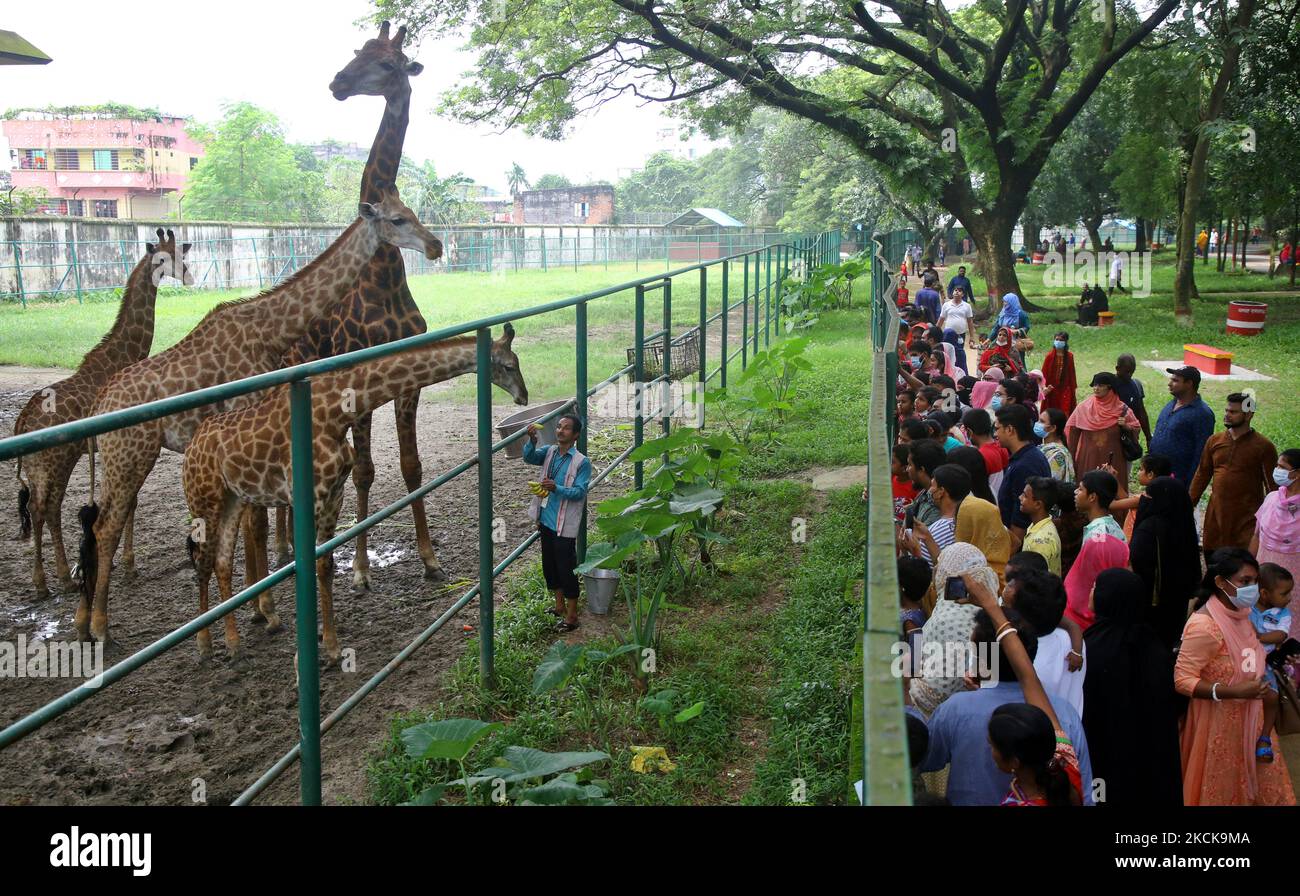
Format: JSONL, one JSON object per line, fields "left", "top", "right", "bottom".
{"left": 904, "top": 507, "right": 916, "bottom": 529}
{"left": 945, "top": 576, "right": 968, "bottom": 601}
{"left": 1107, "top": 451, "right": 1114, "bottom": 466}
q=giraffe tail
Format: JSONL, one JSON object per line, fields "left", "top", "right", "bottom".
{"left": 76, "top": 435, "right": 99, "bottom": 600}
{"left": 17, "top": 484, "right": 31, "bottom": 540}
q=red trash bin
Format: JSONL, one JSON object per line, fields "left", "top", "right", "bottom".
{"left": 1226, "top": 300, "right": 1267, "bottom": 336}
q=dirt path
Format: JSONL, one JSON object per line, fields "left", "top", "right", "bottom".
{"left": 0, "top": 365, "right": 630, "bottom": 805}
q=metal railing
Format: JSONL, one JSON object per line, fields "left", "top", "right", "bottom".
{"left": 860, "top": 232, "right": 912, "bottom": 805}
{"left": 0, "top": 230, "right": 841, "bottom": 804}
{"left": 0, "top": 227, "right": 822, "bottom": 306}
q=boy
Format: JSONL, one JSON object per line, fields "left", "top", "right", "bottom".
{"left": 1252, "top": 563, "right": 1294, "bottom": 763}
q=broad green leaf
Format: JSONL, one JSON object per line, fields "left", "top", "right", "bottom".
{"left": 584, "top": 643, "right": 640, "bottom": 663}
{"left": 399, "top": 784, "right": 447, "bottom": 806}
{"left": 401, "top": 718, "right": 502, "bottom": 762}
{"left": 473, "top": 746, "right": 610, "bottom": 783}
{"left": 674, "top": 701, "right": 706, "bottom": 723}
{"left": 668, "top": 486, "right": 724, "bottom": 515}
{"left": 531, "top": 641, "right": 588, "bottom": 695}
{"left": 515, "top": 776, "right": 589, "bottom": 805}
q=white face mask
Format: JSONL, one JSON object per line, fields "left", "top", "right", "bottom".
{"left": 1221, "top": 578, "right": 1260, "bottom": 610}
{"left": 1275, "top": 466, "right": 1295, "bottom": 488}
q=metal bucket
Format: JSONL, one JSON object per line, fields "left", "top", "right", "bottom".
{"left": 583, "top": 568, "right": 620, "bottom": 615}
{"left": 496, "top": 399, "right": 572, "bottom": 459}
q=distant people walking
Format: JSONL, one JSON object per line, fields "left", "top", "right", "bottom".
{"left": 1197, "top": 229, "right": 1210, "bottom": 259}
{"left": 947, "top": 266, "right": 974, "bottom": 304}
{"left": 1108, "top": 252, "right": 1127, "bottom": 295}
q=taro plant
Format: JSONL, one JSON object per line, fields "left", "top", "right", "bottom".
{"left": 399, "top": 717, "right": 612, "bottom": 806}
{"left": 638, "top": 689, "right": 706, "bottom": 732}
{"left": 780, "top": 254, "right": 869, "bottom": 330}
{"left": 707, "top": 336, "right": 811, "bottom": 444}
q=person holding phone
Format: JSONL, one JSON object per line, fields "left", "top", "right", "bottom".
{"left": 898, "top": 464, "right": 969, "bottom": 567}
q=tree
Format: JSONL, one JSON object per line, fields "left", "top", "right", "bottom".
{"left": 615, "top": 152, "right": 703, "bottom": 215}
{"left": 533, "top": 173, "right": 573, "bottom": 190}
{"left": 184, "top": 102, "right": 323, "bottom": 222}
{"left": 506, "top": 163, "right": 529, "bottom": 196}
{"left": 397, "top": 157, "right": 476, "bottom": 227}
{"left": 372, "top": 0, "right": 1180, "bottom": 309}
{"left": 0, "top": 187, "right": 50, "bottom": 216}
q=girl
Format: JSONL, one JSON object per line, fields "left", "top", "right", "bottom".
{"left": 1112, "top": 454, "right": 1172, "bottom": 542}
{"left": 1041, "top": 332, "right": 1078, "bottom": 416}
{"left": 1035, "top": 407, "right": 1075, "bottom": 482}
{"left": 978, "top": 327, "right": 1024, "bottom": 376}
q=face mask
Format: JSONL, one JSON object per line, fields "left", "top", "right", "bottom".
{"left": 1223, "top": 579, "right": 1259, "bottom": 610}
{"left": 1033, "top": 422, "right": 1048, "bottom": 439}
{"left": 1053, "top": 340, "right": 1066, "bottom": 350}
{"left": 997, "top": 339, "right": 1008, "bottom": 347}
{"left": 990, "top": 395, "right": 1004, "bottom": 411}
{"left": 1274, "top": 467, "right": 1294, "bottom": 488}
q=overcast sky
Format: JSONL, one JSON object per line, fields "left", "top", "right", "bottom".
{"left": 2, "top": 0, "right": 721, "bottom": 191}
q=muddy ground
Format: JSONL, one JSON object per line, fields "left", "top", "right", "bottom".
{"left": 0, "top": 365, "right": 636, "bottom": 806}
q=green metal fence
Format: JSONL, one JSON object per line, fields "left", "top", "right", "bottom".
{"left": 0, "top": 231, "right": 840, "bottom": 805}
{"left": 860, "top": 232, "right": 912, "bottom": 805}
{"left": 0, "top": 227, "right": 822, "bottom": 306}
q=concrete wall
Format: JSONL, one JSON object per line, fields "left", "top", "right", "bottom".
{"left": 0, "top": 216, "right": 784, "bottom": 300}
{"left": 512, "top": 186, "right": 615, "bottom": 225}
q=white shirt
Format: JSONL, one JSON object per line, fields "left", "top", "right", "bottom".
{"left": 1032, "top": 628, "right": 1085, "bottom": 718}
{"left": 939, "top": 300, "right": 974, "bottom": 335}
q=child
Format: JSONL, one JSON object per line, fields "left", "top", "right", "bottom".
{"left": 1252, "top": 563, "right": 1294, "bottom": 763}
{"left": 1112, "top": 454, "right": 1172, "bottom": 540}
{"left": 897, "top": 555, "right": 932, "bottom": 662}
{"left": 891, "top": 443, "right": 919, "bottom": 523}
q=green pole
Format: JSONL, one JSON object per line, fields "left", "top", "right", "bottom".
{"left": 698, "top": 267, "right": 707, "bottom": 394}
{"left": 665, "top": 230, "right": 669, "bottom": 270}
{"left": 542, "top": 231, "right": 548, "bottom": 271}
{"left": 70, "top": 236, "right": 83, "bottom": 304}
{"left": 12, "top": 242, "right": 25, "bottom": 309}
{"left": 662, "top": 279, "right": 672, "bottom": 444}
{"left": 634, "top": 228, "right": 639, "bottom": 272}
{"left": 575, "top": 301, "right": 588, "bottom": 562}
{"left": 741, "top": 253, "right": 749, "bottom": 370}
{"left": 764, "top": 247, "right": 772, "bottom": 348}
{"left": 476, "top": 327, "right": 496, "bottom": 688}
{"left": 251, "top": 237, "right": 263, "bottom": 290}
{"left": 288, "top": 378, "right": 321, "bottom": 806}
{"left": 289, "top": 235, "right": 297, "bottom": 276}
{"left": 720, "top": 259, "right": 729, "bottom": 388}
{"left": 119, "top": 238, "right": 131, "bottom": 283}
{"left": 634, "top": 285, "right": 645, "bottom": 490}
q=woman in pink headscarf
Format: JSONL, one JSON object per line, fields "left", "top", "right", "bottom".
{"left": 1176, "top": 548, "right": 1295, "bottom": 805}
{"left": 1065, "top": 371, "right": 1140, "bottom": 488}
{"left": 969, "top": 367, "right": 1004, "bottom": 410}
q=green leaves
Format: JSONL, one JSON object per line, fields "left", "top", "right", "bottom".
{"left": 639, "top": 689, "right": 708, "bottom": 729}
{"left": 472, "top": 746, "right": 610, "bottom": 784}
{"left": 531, "top": 641, "right": 588, "bottom": 695}
{"left": 401, "top": 718, "right": 503, "bottom": 762}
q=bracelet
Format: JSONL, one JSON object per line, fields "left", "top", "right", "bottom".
{"left": 994, "top": 621, "right": 1013, "bottom": 637}
{"left": 1211, "top": 682, "right": 1221, "bottom": 702}
{"left": 1068, "top": 650, "right": 1083, "bottom": 659}
{"left": 996, "top": 628, "right": 1018, "bottom": 643}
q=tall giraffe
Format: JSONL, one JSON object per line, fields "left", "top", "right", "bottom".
{"left": 77, "top": 189, "right": 442, "bottom": 645}
{"left": 184, "top": 326, "right": 528, "bottom": 662}
{"left": 14, "top": 229, "right": 191, "bottom": 598}
{"left": 276, "top": 21, "right": 443, "bottom": 590}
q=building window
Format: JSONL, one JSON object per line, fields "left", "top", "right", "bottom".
{"left": 66, "top": 199, "right": 85, "bottom": 216}
{"left": 190, "top": 157, "right": 199, "bottom": 169}
{"left": 54, "top": 149, "right": 80, "bottom": 170}
{"left": 574, "top": 201, "right": 590, "bottom": 220}
{"left": 92, "top": 150, "right": 119, "bottom": 171}
{"left": 92, "top": 199, "right": 118, "bottom": 218}
{"left": 21, "top": 149, "right": 47, "bottom": 170}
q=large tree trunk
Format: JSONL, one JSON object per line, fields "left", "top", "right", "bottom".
{"left": 1135, "top": 216, "right": 1148, "bottom": 253}
{"left": 1085, "top": 217, "right": 1104, "bottom": 256}
{"left": 1173, "top": 0, "right": 1257, "bottom": 321}
{"left": 967, "top": 218, "right": 1039, "bottom": 317}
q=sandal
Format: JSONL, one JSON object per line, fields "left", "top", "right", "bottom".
{"left": 1256, "top": 736, "right": 1274, "bottom": 763}
{"left": 554, "top": 620, "right": 580, "bottom": 633}
{"left": 544, "top": 607, "right": 563, "bottom": 618}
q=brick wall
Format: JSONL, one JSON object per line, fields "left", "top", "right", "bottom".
{"left": 513, "top": 185, "right": 615, "bottom": 225}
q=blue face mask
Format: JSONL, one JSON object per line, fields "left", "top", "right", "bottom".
{"left": 1224, "top": 579, "right": 1260, "bottom": 610}
{"left": 1273, "top": 466, "right": 1294, "bottom": 488}
{"left": 990, "top": 395, "right": 1003, "bottom": 411}
{"left": 1053, "top": 340, "right": 1066, "bottom": 350}
{"left": 1033, "top": 422, "right": 1049, "bottom": 439}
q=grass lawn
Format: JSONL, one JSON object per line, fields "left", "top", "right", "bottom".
{"left": 0, "top": 260, "right": 787, "bottom": 406}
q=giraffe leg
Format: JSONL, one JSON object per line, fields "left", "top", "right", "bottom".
{"left": 29, "top": 483, "right": 48, "bottom": 600}
{"left": 84, "top": 446, "right": 159, "bottom": 645}
{"left": 247, "top": 506, "right": 281, "bottom": 632}
{"left": 394, "top": 392, "right": 445, "bottom": 582}
{"left": 241, "top": 508, "right": 263, "bottom": 621}
{"left": 45, "top": 472, "right": 75, "bottom": 592}
{"left": 317, "top": 498, "right": 344, "bottom": 666}
{"left": 349, "top": 414, "right": 374, "bottom": 591}
{"left": 274, "top": 506, "right": 291, "bottom": 567}
{"left": 120, "top": 498, "right": 138, "bottom": 581}
{"left": 214, "top": 500, "right": 243, "bottom": 661}
{"left": 195, "top": 537, "right": 214, "bottom": 661}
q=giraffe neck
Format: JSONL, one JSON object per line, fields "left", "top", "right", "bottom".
{"left": 80, "top": 254, "right": 158, "bottom": 375}
{"left": 251, "top": 218, "right": 380, "bottom": 352}
{"left": 319, "top": 336, "right": 477, "bottom": 437}
{"left": 359, "top": 81, "right": 410, "bottom": 204}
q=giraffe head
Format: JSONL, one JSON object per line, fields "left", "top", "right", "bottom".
{"left": 359, "top": 186, "right": 443, "bottom": 260}
{"left": 491, "top": 323, "right": 529, "bottom": 406}
{"left": 146, "top": 228, "right": 194, "bottom": 286}
{"left": 330, "top": 20, "right": 423, "bottom": 100}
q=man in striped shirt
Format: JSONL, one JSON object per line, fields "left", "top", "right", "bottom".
{"left": 901, "top": 463, "right": 969, "bottom": 567}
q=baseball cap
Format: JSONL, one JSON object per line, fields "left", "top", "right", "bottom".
{"left": 1166, "top": 365, "right": 1202, "bottom": 385}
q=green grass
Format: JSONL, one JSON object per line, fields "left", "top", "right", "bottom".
{"left": 0, "top": 260, "right": 775, "bottom": 405}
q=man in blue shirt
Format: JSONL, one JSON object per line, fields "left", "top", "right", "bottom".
{"left": 947, "top": 265, "right": 974, "bottom": 303}
{"left": 523, "top": 414, "right": 592, "bottom": 631}
{"left": 995, "top": 403, "right": 1051, "bottom": 549}
{"left": 1149, "top": 366, "right": 1216, "bottom": 486}
{"left": 915, "top": 273, "right": 942, "bottom": 324}
{"left": 917, "top": 609, "right": 1094, "bottom": 806}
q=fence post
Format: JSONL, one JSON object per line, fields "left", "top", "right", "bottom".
{"left": 476, "top": 327, "right": 496, "bottom": 688}
{"left": 698, "top": 267, "right": 708, "bottom": 390}
{"left": 662, "top": 278, "right": 672, "bottom": 449}
{"left": 741, "top": 253, "right": 749, "bottom": 371}
{"left": 69, "top": 236, "right": 83, "bottom": 304}
{"left": 665, "top": 230, "right": 669, "bottom": 270}
{"left": 12, "top": 242, "right": 25, "bottom": 309}
{"left": 288, "top": 378, "right": 321, "bottom": 806}
{"left": 634, "top": 229, "right": 639, "bottom": 272}
{"left": 251, "top": 237, "right": 264, "bottom": 289}
{"left": 634, "top": 284, "right": 645, "bottom": 490}
{"left": 119, "top": 238, "right": 131, "bottom": 284}
{"left": 720, "top": 259, "right": 729, "bottom": 388}
{"left": 764, "top": 246, "right": 772, "bottom": 348}
{"left": 575, "top": 301, "right": 588, "bottom": 562}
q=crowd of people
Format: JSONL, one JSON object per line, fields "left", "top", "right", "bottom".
{"left": 883, "top": 282, "right": 1299, "bottom": 806}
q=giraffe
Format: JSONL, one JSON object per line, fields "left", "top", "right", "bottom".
{"left": 183, "top": 326, "right": 528, "bottom": 662}
{"left": 76, "top": 188, "right": 442, "bottom": 646}
{"left": 14, "top": 229, "right": 191, "bottom": 599}
{"left": 272, "top": 21, "right": 444, "bottom": 590}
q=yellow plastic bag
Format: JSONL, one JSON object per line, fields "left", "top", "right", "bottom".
{"left": 630, "top": 745, "right": 676, "bottom": 774}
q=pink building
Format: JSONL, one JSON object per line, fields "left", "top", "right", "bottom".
{"left": 4, "top": 111, "right": 204, "bottom": 219}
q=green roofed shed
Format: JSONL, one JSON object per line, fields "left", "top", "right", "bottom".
{"left": 0, "top": 31, "right": 52, "bottom": 65}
